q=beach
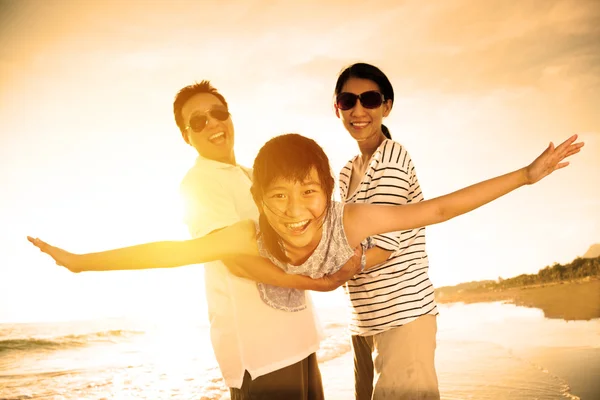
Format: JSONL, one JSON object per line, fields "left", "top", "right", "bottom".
{"left": 320, "top": 301, "right": 600, "bottom": 400}
{"left": 2, "top": 300, "right": 599, "bottom": 399}
{"left": 430, "top": 278, "right": 600, "bottom": 399}
{"left": 320, "top": 344, "right": 600, "bottom": 400}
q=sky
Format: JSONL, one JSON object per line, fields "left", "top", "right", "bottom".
{"left": 1, "top": 0, "right": 599, "bottom": 323}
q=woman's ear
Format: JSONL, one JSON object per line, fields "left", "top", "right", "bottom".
{"left": 334, "top": 105, "right": 341, "bottom": 118}
{"left": 382, "top": 99, "right": 393, "bottom": 118}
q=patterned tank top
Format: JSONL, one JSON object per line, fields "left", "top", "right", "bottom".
{"left": 256, "top": 201, "right": 373, "bottom": 312}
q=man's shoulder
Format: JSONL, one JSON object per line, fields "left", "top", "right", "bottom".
{"left": 239, "top": 165, "right": 253, "bottom": 178}
{"left": 180, "top": 161, "right": 219, "bottom": 190}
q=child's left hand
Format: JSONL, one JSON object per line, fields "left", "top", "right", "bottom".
{"left": 525, "top": 134, "right": 584, "bottom": 184}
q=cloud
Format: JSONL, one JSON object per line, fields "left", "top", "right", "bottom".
{"left": 375, "top": 0, "right": 600, "bottom": 93}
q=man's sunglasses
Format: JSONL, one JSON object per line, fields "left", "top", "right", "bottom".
{"left": 335, "top": 90, "right": 385, "bottom": 111}
{"left": 185, "top": 108, "right": 230, "bottom": 133}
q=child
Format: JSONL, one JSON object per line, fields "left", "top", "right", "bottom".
{"left": 28, "top": 133, "right": 583, "bottom": 311}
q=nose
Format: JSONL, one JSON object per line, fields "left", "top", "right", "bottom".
{"left": 350, "top": 100, "right": 367, "bottom": 116}
{"left": 204, "top": 116, "right": 221, "bottom": 131}
{"left": 284, "top": 194, "right": 304, "bottom": 217}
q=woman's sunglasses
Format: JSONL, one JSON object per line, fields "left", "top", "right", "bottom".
{"left": 335, "top": 90, "right": 384, "bottom": 111}
{"left": 185, "top": 108, "right": 230, "bottom": 133}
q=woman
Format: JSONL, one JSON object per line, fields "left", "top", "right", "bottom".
{"left": 334, "top": 62, "right": 529, "bottom": 399}
{"left": 334, "top": 62, "right": 440, "bottom": 399}
{"left": 29, "top": 131, "right": 581, "bottom": 316}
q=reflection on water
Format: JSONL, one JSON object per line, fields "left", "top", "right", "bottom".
{"left": 435, "top": 302, "right": 600, "bottom": 400}
{"left": 437, "top": 340, "right": 579, "bottom": 400}
{"left": 437, "top": 302, "right": 600, "bottom": 348}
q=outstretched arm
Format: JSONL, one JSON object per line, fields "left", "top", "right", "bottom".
{"left": 223, "top": 246, "right": 363, "bottom": 291}
{"left": 344, "top": 135, "right": 584, "bottom": 247}
{"left": 27, "top": 219, "right": 259, "bottom": 273}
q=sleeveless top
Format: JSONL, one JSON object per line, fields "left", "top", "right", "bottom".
{"left": 256, "top": 201, "right": 374, "bottom": 312}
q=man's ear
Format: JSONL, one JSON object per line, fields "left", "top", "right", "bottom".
{"left": 182, "top": 130, "right": 191, "bottom": 145}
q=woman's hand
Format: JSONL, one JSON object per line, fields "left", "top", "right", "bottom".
{"left": 525, "top": 134, "right": 584, "bottom": 184}
{"left": 27, "top": 236, "right": 82, "bottom": 273}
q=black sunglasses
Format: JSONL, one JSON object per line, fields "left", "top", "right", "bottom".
{"left": 185, "top": 108, "right": 230, "bottom": 133}
{"left": 335, "top": 90, "right": 384, "bottom": 111}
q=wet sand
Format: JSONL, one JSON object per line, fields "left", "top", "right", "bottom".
{"left": 435, "top": 278, "right": 600, "bottom": 321}
{"left": 516, "top": 346, "right": 600, "bottom": 400}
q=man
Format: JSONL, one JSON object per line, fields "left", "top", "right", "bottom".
{"left": 174, "top": 81, "right": 361, "bottom": 399}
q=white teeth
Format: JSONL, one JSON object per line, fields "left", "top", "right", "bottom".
{"left": 286, "top": 220, "right": 310, "bottom": 229}
{"left": 209, "top": 131, "right": 225, "bottom": 140}
{"left": 351, "top": 122, "right": 369, "bottom": 127}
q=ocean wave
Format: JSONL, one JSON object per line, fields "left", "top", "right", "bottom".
{"left": 316, "top": 333, "right": 351, "bottom": 363}
{"left": 1, "top": 368, "right": 84, "bottom": 380}
{"left": 0, "top": 329, "right": 145, "bottom": 353}
{"left": 323, "top": 322, "right": 347, "bottom": 329}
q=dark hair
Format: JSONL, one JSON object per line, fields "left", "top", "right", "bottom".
{"left": 251, "top": 134, "right": 335, "bottom": 263}
{"left": 334, "top": 63, "right": 394, "bottom": 139}
{"left": 173, "top": 80, "right": 229, "bottom": 143}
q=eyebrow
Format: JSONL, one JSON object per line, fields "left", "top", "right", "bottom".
{"left": 267, "top": 180, "right": 321, "bottom": 191}
{"left": 189, "top": 104, "right": 227, "bottom": 116}
{"left": 302, "top": 180, "right": 321, "bottom": 186}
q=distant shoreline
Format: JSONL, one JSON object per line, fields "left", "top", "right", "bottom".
{"left": 434, "top": 278, "right": 600, "bottom": 321}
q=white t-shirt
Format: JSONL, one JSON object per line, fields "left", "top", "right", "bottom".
{"left": 180, "top": 155, "right": 323, "bottom": 388}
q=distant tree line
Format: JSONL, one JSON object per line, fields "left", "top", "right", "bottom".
{"left": 436, "top": 255, "right": 600, "bottom": 295}
{"left": 493, "top": 255, "right": 600, "bottom": 290}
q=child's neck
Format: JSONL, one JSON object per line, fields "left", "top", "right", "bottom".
{"left": 284, "top": 228, "right": 324, "bottom": 266}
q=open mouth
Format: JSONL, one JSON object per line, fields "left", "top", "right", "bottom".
{"left": 350, "top": 121, "right": 370, "bottom": 129}
{"left": 284, "top": 219, "right": 311, "bottom": 234}
{"left": 208, "top": 131, "right": 226, "bottom": 144}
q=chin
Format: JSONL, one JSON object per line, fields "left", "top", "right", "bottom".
{"left": 283, "top": 236, "right": 310, "bottom": 249}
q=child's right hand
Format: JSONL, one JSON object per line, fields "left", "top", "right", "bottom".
{"left": 325, "top": 246, "right": 364, "bottom": 289}
{"left": 27, "top": 236, "right": 82, "bottom": 273}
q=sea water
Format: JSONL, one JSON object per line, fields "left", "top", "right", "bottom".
{"left": 1, "top": 302, "right": 598, "bottom": 399}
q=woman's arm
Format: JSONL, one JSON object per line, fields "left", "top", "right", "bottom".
{"left": 223, "top": 246, "right": 363, "bottom": 291}
{"left": 27, "top": 219, "right": 259, "bottom": 273}
{"left": 344, "top": 135, "right": 584, "bottom": 247}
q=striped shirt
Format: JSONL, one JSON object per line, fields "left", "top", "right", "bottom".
{"left": 339, "top": 139, "right": 438, "bottom": 336}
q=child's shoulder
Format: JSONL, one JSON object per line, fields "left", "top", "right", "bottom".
{"left": 234, "top": 219, "right": 258, "bottom": 235}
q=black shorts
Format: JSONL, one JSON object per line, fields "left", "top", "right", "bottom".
{"left": 230, "top": 352, "right": 324, "bottom": 400}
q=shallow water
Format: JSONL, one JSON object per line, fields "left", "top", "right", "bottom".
{"left": 1, "top": 302, "right": 598, "bottom": 399}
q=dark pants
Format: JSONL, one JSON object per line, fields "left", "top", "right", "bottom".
{"left": 230, "top": 353, "right": 324, "bottom": 400}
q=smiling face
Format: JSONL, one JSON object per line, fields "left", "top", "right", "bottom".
{"left": 335, "top": 77, "right": 392, "bottom": 144}
{"left": 261, "top": 167, "right": 328, "bottom": 255}
{"left": 181, "top": 93, "right": 235, "bottom": 164}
